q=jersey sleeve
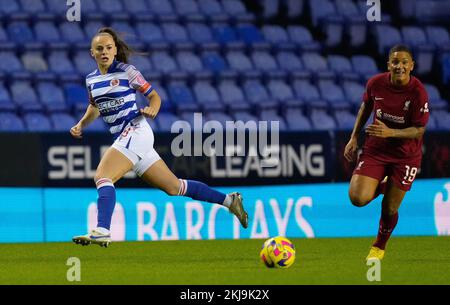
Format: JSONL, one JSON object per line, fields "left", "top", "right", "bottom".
{"left": 85, "top": 79, "right": 96, "bottom": 106}
{"left": 362, "top": 78, "right": 374, "bottom": 109}
{"left": 127, "top": 65, "right": 153, "bottom": 97}
{"left": 410, "top": 85, "right": 430, "bottom": 127}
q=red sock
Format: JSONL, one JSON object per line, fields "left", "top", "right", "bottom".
{"left": 373, "top": 212, "right": 398, "bottom": 250}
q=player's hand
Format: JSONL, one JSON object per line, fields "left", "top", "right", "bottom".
{"left": 366, "top": 119, "right": 394, "bottom": 138}
{"left": 140, "top": 106, "right": 158, "bottom": 119}
{"left": 70, "top": 123, "right": 83, "bottom": 139}
{"left": 344, "top": 137, "right": 358, "bottom": 162}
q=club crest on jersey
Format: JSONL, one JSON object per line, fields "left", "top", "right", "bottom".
{"left": 403, "top": 100, "right": 411, "bottom": 111}
{"left": 110, "top": 79, "right": 119, "bottom": 87}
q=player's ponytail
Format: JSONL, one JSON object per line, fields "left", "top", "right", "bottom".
{"left": 97, "top": 27, "right": 133, "bottom": 63}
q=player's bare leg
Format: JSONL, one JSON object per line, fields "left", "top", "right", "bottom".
{"left": 348, "top": 174, "right": 380, "bottom": 207}
{"left": 367, "top": 179, "right": 406, "bottom": 260}
{"left": 73, "top": 148, "right": 133, "bottom": 247}
{"left": 140, "top": 160, "right": 248, "bottom": 228}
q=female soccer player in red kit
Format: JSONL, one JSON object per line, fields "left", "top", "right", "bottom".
{"left": 344, "top": 44, "right": 430, "bottom": 260}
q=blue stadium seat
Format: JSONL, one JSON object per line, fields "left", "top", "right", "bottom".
{"left": 266, "top": 80, "right": 296, "bottom": 103}
{"left": 0, "top": 52, "right": 23, "bottom": 74}
{"left": 198, "top": 0, "right": 229, "bottom": 23}
{"left": 49, "top": 113, "right": 76, "bottom": 131}
{"left": 155, "top": 112, "right": 180, "bottom": 132}
{"left": 7, "top": 22, "right": 34, "bottom": 44}
{"left": 218, "top": 80, "right": 251, "bottom": 111}
{"left": 124, "top": 0, "right": 148, "bottom": 14}
{"left": 172, "top": 0, "right": 205, "bottom": 23}
{"left": 201, "top": 51, "right": 235, "bottom": 80}
{"left": 45, "top": 0, "right": 67, "bottom": 14}
{"left": 0, "top": 83, "right": 15, "bottom": 112}
{"left": 342, "top": 81, "right": 365, "bottom": 110}
{"left": 167, "top": 81, "right": 199, "bottom": 113}
{"left": 48, "top": 51, "right": 76, "bottom": 78}
{"left": 135, "top": 22, "right": 169, "bottom": 51}
{"left": 425, "top": 84, "right": 448, "bottom": 111}
{"left": 161, "top": 23, "right": 195, "bottom": 51}
{"left": 151, "top": 52, "right": 187, "bottom": 82}
{"left": 11, "top": 81, "right": 43, "bottom": 112}
{"left": 186, "top": 23, "right": 220, "bottom": 52}
{"left": 334, "top": 110, "right": 356, "bottom": 130}
{"left": 34, "top": 21, "right": 61, "bottom": 43}
{"left": 351, "top": 55, "right": 379, "bottom": 82}
{"left": 415, "top": 0, "right": 450, "bottom": 24}
{"left": 318, "top": 80, "right": 351, "bottom": 111}
{"left": 433, "top": 110, "right": 450, "bottom": 130}
{"left": 236, "top": 24, "right": 271, "bottom": 51}
{"left": 276, "top": 52, "right": 311, "bottom": 81}
{"left": 0, "top": 1, "right": 20, "bottom": 14}
{"left": 221, "top": 0, "right": 255, "bottom": 23}
{"left": 212, "top": 23, "right": 245, "bottom": 51}
{"left": 226, "top": 51, "right": 261, "bottom": 81}
{"left": 250, "top": 51, "right": 286, "bottom": 80}
{"left": 375, "top": 25, "right": 403, "bottom": 55}
{"left": 129, "top": 56, "right": 153, "bottom": 75}
{"left": 148, "top": 0, "right": 178, "bottom": 23}
{"left": 74, "top": 51, "right": 98, "bottom": 77}
{"left": 64, "top": 83, "right": 88, "bottom": 112}
{"left": 59, "top": 22, "right": 86, "bottom": 44}
{"left": 0, "top": 113, "right": 26, "bottom": 131}
{"left": 84, "top": 21, "right": 104, "bottom": 40}
{"left": 37, "top": 82, "right": 67, "bottom": 112}
{"left": 334, "top": 0, "right": 367, "bottom": 48}
{"left": 310, "top": 109, "right": 336, "bottom": 130}
{"left": 261, "top": 25, "right": 296, "bottom": 52}
{"left": 21, "top": 52, "right": 48, "bottom": 73}
{"left": 20, "top": 0, "right": 46, "bottom": 13}
{"left": 284, "top": 109, "right": 312, "bottom": 131}
{"left": 23, "top": 113, "right": 52, "bottom": 131}
{"left": 425, "top": 26, "right": 450, "bottom": 53}
{"left": 327, "top": 55, "right": 360, "bottom": 82}
{"left": 193, "top": 81, "right": 224, "bottom": 112}
{"left": 286, "top": 26, "right": 321, "bottom": 52}
{"left": 95, "top": 0, "right": 124, "bottom": 14}
{"left": 176, "top": 52, "right": 212, "bottom": 81}
{"left": 242, "top": 80, "right": 274, "bottom": 110}
{"left": 292, "top": 80, "right": 321, "bottom": 103}
{"left": 301, "top": 53, "right": 335, "bottom": 82}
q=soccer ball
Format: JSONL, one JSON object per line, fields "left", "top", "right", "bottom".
{"left": 260, "top": 236, "right": 296, "bottom": 268}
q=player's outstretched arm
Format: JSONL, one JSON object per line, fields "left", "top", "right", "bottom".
{"left": 140, "top": 90, "right": 161, "bottom": 119}
{"left": 70, "top": 104, "right": 100, "bottom": 139}
{"left": 344, "top": 102, "right": 373, "bottom": 162}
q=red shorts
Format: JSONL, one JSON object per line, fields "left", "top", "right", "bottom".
{"left": 353, "top": 152, "right": 421, "bottom": 191}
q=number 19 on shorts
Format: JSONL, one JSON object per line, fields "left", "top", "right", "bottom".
{"left": 403, "top": 165, "right": 418, "bottom": 184}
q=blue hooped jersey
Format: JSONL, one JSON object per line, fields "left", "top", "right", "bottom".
{"left": 85, "top": 60, "right": 153, "bottom": 139}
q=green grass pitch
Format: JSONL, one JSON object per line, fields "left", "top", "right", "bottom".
{"left": 1, "top": 236, "right": 449, "bottom": 285}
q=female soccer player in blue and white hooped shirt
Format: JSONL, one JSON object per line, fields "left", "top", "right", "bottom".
{"left": 71, "top": 28, "right": 248, "bottom": 247}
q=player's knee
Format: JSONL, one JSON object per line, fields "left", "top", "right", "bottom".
{"left": 349, "top": 190, "right": 371, "bottom": 207}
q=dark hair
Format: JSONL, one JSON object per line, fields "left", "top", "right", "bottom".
{"left": 96, "top": 27, "right": 133, "bottom": 63}
{"left": 389, "top": 44, "right": 413, "bottom": 58}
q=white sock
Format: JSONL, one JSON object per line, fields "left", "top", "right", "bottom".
{"left": 223, "top": 195, "right": 232, "bottom": 208}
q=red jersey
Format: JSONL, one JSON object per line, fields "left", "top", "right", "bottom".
{"left": 362, "top": 72, "right": 429, "bottom": 162}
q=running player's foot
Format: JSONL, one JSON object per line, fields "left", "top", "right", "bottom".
{"left": 72, "top": 228, "right": 111, "bottom": 248}
{"left": 366, "top": 246, "right": 385, "bottom": 260}
{"left": 228, "top": 192, "right": 248, "bottom": 229}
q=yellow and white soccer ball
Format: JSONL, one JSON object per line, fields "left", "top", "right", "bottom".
{"left": 260, "top": 236, "right": 296, "bottom": 268}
